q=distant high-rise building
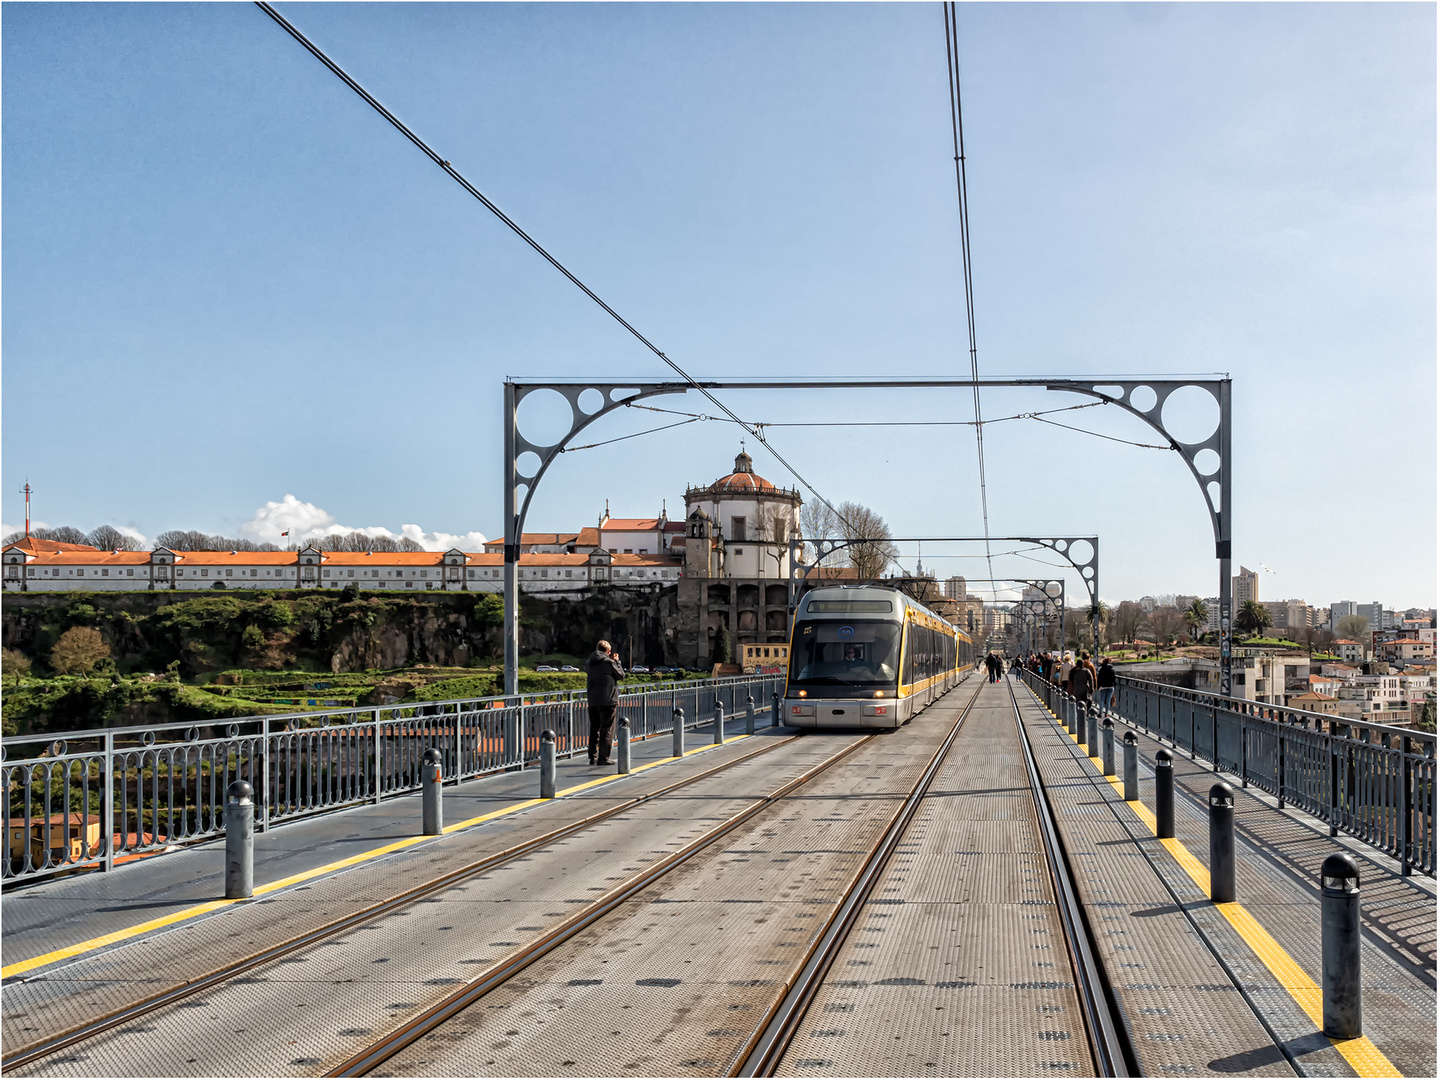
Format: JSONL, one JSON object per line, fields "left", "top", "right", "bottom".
{"left": 1233, "top": 566, "right": 1260, "bottom": 605}
{"left": 1356, "top": 602, "right": 1386, "bottom": 631}
{"left": 1329, "top": 600, "right": 1357, "bottom": 629}
{"left": 944, "top": 575, "right": 967, "bottom": 600}
{"left": 1139, "top": 595, "right": 1157, "bottom": 613}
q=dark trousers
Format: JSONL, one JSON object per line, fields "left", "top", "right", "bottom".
{"left": 588, "top": 704, "right": 617, "bottom": 763}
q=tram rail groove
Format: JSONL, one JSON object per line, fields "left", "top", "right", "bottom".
{"left": 1005, "top": 677, "right": 1138, "bottom": 1077}
{"left": 732, "top": 677, "right": 985, "bottom": 1077}
{"left": 326, "top": 731, "right": 882, "bottom": 1077}
{"left": 1011, "top": 677, "right": 1304, "bottom": 1075}
{"left": 0, "top": 731, "right": 804, "bottom": 1073}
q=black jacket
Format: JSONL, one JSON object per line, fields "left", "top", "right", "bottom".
{"left": 1097, "top": 663, "right": 1116, "bottom": 688}
{"left": 586, "top": 651, "right": 626, "bottom": 706}
{"left": 1071, "top": 665, "right": 1095, "bottom": 696}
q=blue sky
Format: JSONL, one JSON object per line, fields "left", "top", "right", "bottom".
{"left": 3, "top": 2, "right": 1433, "bottom": 609}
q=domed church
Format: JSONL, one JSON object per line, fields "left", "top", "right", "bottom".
{"left": 683, "top": 447, "right": 801, "bottom": 581}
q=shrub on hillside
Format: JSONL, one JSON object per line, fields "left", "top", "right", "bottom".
{"left": 51, "top": 626, "right": 111, "bottom": 675}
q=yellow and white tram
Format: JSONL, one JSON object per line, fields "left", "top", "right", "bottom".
{"left": 782, "top": 586, "right": 973, "bottom": 730}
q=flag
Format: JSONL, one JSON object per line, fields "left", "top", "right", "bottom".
{"left": 281, "top": 530, "right": 290, "bottom": 537}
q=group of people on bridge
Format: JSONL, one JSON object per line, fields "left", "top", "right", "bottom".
{"left": 997, "top": 650, "right": 1118, "bottom": 714}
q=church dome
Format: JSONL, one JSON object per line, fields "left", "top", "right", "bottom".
{"left": 712, "top": 450, "right": 776, "bottom": 493}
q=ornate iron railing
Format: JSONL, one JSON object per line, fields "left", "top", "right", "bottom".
{"left": 2, "top": 674, "right": 784, "bottom": 886}
{"left": 1015, "top": 667, "right": 1435, "bottom": 877}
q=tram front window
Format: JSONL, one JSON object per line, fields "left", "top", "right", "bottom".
{"left": 788, "top": 621, "right": 900, "bottom": 690}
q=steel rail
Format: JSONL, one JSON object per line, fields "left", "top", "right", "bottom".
{"left": 327, "top": 731, "right": 886, "bottom": 1076}
{"left": 1011, "top": 677, "right": 1305, "bottom": 1074}
{"left": 732, "top": 677, "right": 985, "bottom": 1076}
{"left": 1, "top": 732, "right": 803, "bottom": 1072}
{"left": 1005, "top": 676, "right": 1136, "bottom": 1077}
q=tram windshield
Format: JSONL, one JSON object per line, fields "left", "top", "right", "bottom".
{"left": 788, "top": 620, "right": 901, "bottom": 687}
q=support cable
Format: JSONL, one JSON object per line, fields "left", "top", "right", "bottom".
{"left": 943, "top": 3, "right": 996, "bottom": 586}
{"left": 253, "top": 1, "right": 853, "bottom": 529}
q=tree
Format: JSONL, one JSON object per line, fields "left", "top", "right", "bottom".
{"left": 799, "top": 501, "right": 842, "bottom": 566}
{"left": 1184, "top": 598, "right": 1209, "bottom": 641}
{"left": 1235, "top": 599, "right": 1273, "bottom": 639}
{"left": 711, "top": 622, "right": 733, "bottom": 666}
{"left": 153, "top": 530, "right": 278, "bottom": 552}
{"left": 50, "top": 626, "right": 110, "bottom": 675}
{"left": 835, "top": 501, "right": 898, "bottom": 580}
{"left": 2, "top": 648, "right": 32, "bottom": 677}
{"left": 84, "top": 525, "right": 143, "bottom": 551}
{"left": 3, "top": 525, "right": 88, "bottom": 546}
{"left": 1150, "top": 605, "right": 1186, "bottom": 647}
{"left": 1301, "top": 625, "right": 1336, "bottom": 655}
{"left": 1335, "top": 614, "right": 1371, "bottom": 644}
{"left": 1112, "top": 601, "right": 1147, "bottom": 645}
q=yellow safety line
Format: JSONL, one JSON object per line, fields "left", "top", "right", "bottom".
{"left": 1037, "top": 696, "right": 1402, "bottom": 1077}
{"left": 1, "top": 731, "right": 756, "bottom": 980}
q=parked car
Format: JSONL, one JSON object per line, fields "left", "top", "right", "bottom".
{"left": 536, "top": 664, "right": 558, "bottom": 673}
{"left": 630, "top": 665, "right": 650, "bottom": 674}
{"left": 560, "top": 665, "right": 579, "bottom": 672}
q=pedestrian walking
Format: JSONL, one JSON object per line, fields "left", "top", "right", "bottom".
{"left": 585, "top": 640, "right": 626, "bottom": 766}
{"left": 1096, "top": 656, "right": 1117, "bottom": 714}
{"left": 1071, "top": 658, "right": 1095, "bottom": 706}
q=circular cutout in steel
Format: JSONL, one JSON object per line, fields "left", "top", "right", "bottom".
{"left": 1128, "top": 385, "right": 1158, "bottom": 413}
{"left": 142, "top": 731, "right": 157, "bottom": 747}
{"left": 578, "top": 387, "right": 605, "bottom": 415}
{"left": 515, "top": 388, "right": 575, "bottom": 448}
{"left": 1083, "top": 566, "right": 1094, "bottom": 578}
{"left": 186, "top": 726, "right": 201, "bottom": 743}
{"left": 516, "top": 451, "right": 542, "bottom": 480}
{"left": 50, "top": 739, "right": 67, "bottom": 757}
{"left": 226, "top": 724, "right": 240, "bottom": 739}
{"left": 1207, "top": 480, "right": 1221, "bottom": 510}
{"left": 1066, "top": 539, "right": 1094, "bottom": 567}
{"left": 1161, "top": 384, "right": 1221, "bottom": 445}
{"left": 1192, "top": 448, "right": 1221, "bottom": 477}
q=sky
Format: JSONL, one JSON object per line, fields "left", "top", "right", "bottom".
{"left": 3, "top": 2, "right": 1434, "bottom": 610}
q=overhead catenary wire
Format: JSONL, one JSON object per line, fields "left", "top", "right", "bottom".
{"left": 253, "top": 1, "right": 855, "bottom": 531}
{"left": 943, "top": 2, "right": 996, "bottom": 587}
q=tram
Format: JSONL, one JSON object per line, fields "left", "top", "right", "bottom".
{"left": 782, "top": 585, "right": 973, "bottom": 730}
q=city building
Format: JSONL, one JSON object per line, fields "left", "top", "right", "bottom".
{"left": 1233, "top": 566, "right": 1260, "bottom": 606}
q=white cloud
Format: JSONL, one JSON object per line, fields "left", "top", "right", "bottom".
{"left": 2, "top": 520, "right": 49, "bottom": 540}
{"left": 240, "top": 496, "right": 487, "bottom": 552}
{"left": 115, "top": 525, "right": 150, "bottom": 548}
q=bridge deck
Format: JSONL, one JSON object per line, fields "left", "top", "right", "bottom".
{"left": 2, "top": 679, "right": 1433, "bottom": 1077}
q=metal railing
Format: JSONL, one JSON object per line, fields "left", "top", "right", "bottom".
{"left": 1015, "top": 667, "right": 1435, "bottom": 878}
{"left": 1, "top": 674, "right": 784, "bottom": 886}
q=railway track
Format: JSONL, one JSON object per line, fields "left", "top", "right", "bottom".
{"left": 2, "top": 729, "right": 811, "bottom": 1073}
{"left": 1010, "top": 676, "right": 1302, "bottom": 1075}
{"left": 333, "top": 675, "right": 1015, "bottom": 1078}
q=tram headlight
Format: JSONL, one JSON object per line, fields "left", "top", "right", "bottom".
{"left": 873, "top": 690, "right": 885, "bottom": 698}
{"left": 797, "top": 690, "right": 807, "bottom": 698}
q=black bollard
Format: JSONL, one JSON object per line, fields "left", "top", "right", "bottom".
{"left": 539, "top": 731, "right": 556, "bottom": 799}
{"left": 1209, "top": 782, "right": 1236, "bottom": 903}
{"left": 672, "top": 707, "right": 685, "bottom": 758}
{"left": 1087, "top": 705, "right": 1100, "bottom": 759}
{"left": 771, "top": 691, "right": 781, "bottom": 728}
{"left": 746, "top": 694, "right": 756, "bottom": 735}
{"left": 1155, "top": 749, "right": 1175, "bottom": 839}
{"left": 1321, "top": 853, "right": 1362, "bottom": 1039}
{"left": 1101, "top": 717, "right": 1115, "bottom": 776}
{"left": 713, "top": 702, "right": 724, "bottom": 745}
{"left": 1122, "top": 731, "right": 1139, "bottom": 801}
{"left": 225, "top": 780, "right": 254, "bottom": 899}
{"left": 617, "top": 718, "right": 631, "bottom": 774}
{"left": 422, "top": 748, "right": 444, "bottom": 833}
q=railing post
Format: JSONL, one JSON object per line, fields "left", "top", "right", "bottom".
{"left": 1400, "top": 735, "right": 1412, "bottom": 877}
{"left": 422, "top": 748, "right": 444, "bottom": 833}
{"left": 1209, "top": 782, "right": 1236, "bottom": 903}
{"left": 1321, "top": 853, "right": 1363, "bottom": 1039}
{"left": 224, "top": 780, "right": 254, "bottom": 899}
{"left": 1101, "top": 717, "right": 1115, "bottom": 777}
{"left": 714, "top": 701, "right": 724, "bottom": 745}
{"left": 1329, "top": 721, "right": 1341, "bottom": 837}
{"left": 1212, "top": 703, "right": 1220, "bottom": 773}
{"left": 673, "top": 707, "right": 685, "bottom": 758}
{"left": 1155, "top": 749, "right": 1175, "bottom": 839}
{"left": 372, "top": 709, "right": 382, "bottom": 805}
{"left": 260, "top": 718, "right": 271, "bottom": 833}
{"left": 102, "top": 730, "right": 115, "bottom": 872}
{"left": 1123, "top": 732, "right": 1138, "bottom": 801}
{"left": 1239, "top": 710, "right": 1248, "bottom": 789}
{"left": 1277, "top": 723, "right": 1286, "bottom": 810}
{"left": 617, "top": 718, "right": 631, "bottom": 774}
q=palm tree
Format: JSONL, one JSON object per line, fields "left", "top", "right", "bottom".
{"left": 1234, "top": 599, "right": 1272, "bottom": 639}
{"left": 1184, "top": 598, "right": 1209, "bottom": 641}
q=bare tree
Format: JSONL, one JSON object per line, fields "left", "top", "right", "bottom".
{"left": 84, "top": 525, "right": 143, "bottom": 551}
{"left": 799, "top": 501, "right": 841, "bottom": 566}
{"left": 835, "top": 501, "right": 898, "bottom": 581}
{"left": 1335, "top": 614, "right": 1371, "bottom": 644}
{"left": 1112, "top": 601, "right": 1147, "bottom": 645}
{"left": 1150, "top": 605, "right": 1186, "bottom": 646}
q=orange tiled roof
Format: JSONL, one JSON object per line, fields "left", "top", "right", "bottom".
{"left": 3, "top": 537, "right": 100, "bottom": 554}
{"left": 19, "top": 551, "right": 152, "bottom": 565}
{"left": 481, "top": 533, "right": 577, "bottom": 549}
{"left": 602, "top": 518, "right": 662, "bottom": 530}
{"left": 1290, "top": 692, "right": 1337, "bottom": 702}
{"left": 575, "top": 527, "right": 601, "bottom": 547}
